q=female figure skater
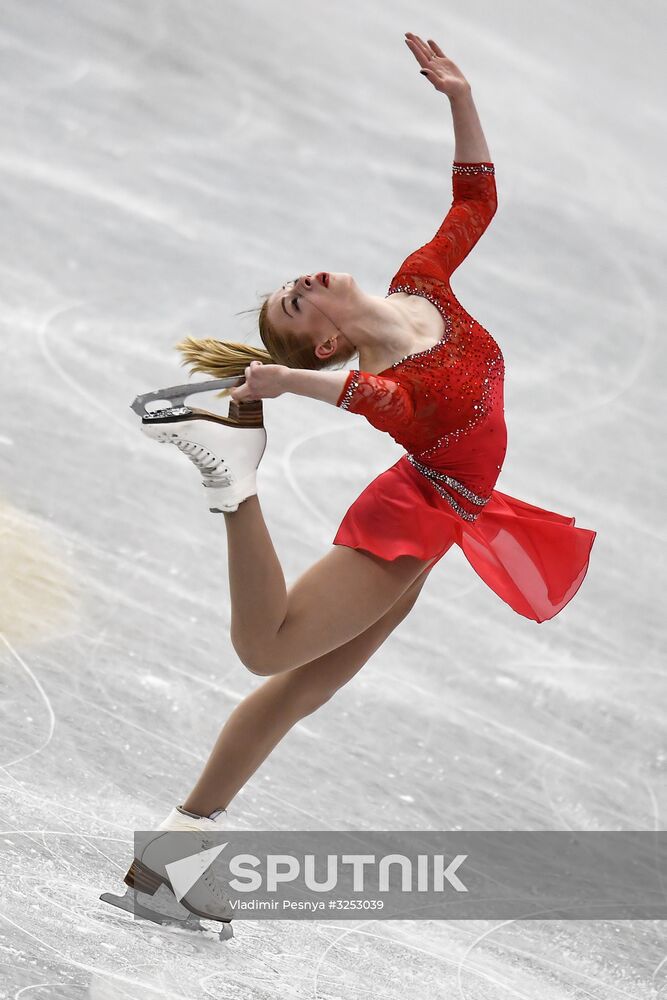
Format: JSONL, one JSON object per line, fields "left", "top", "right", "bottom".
{"left": 112, "top": 33, "right": 596, "bottom": 936}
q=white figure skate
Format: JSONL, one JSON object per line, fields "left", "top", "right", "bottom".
{"left": 130, "top": 376, "right": 267, "bottom": 513}
{"left": 100, "top": 807, "right": 235, "bottom": 941}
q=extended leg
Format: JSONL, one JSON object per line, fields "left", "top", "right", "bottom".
{"left": 183, "top": 568, "right": 430, "bottom": 817}
{"left": 224, "top": 495, "right": 435, "bottom": 675}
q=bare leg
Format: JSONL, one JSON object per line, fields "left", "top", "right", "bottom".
{"left": 183, "top": 567, "right": 431, "bottom": 817}
{"left": 225, "top": 495, "right": 434, "bottom": 675}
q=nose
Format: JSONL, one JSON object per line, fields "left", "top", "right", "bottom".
{"left": 299, "top": 274, "right": 326, "bottom": 289}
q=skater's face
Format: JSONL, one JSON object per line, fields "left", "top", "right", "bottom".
{"left": 267, "top": 272, "right": 356, "bottom": 365}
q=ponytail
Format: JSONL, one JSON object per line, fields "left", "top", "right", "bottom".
{"left": 175, "top": 335, "right": 277, "bottom": 399}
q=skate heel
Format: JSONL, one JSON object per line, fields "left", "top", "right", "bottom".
{"left": 228, "top": 398, "right": 264, "bottom": 428}
{"left": 124, "top": 859, "right": 163, "bottom": 896}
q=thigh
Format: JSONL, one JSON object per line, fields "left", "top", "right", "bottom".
{"left": 277, "top": 545, "right": 433, "bottom": 670}
{"left": 284, "top": 563, "right": 431, "bottom": 709}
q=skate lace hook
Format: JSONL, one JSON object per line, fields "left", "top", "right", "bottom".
{"left": 175, "top": 439, "right": 234, "bottom": 488}
{"left": 199, "top": 831, "right": 232, "bottom": 902}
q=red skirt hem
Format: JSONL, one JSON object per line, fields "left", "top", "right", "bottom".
{"left": 333, "top": 457, "right": 597, "bottom": 624}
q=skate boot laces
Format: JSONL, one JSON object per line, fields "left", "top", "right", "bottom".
{"left": 174, "top": 438, "right": 234, "bottom": 488}
{"left": 198, "top": 831, "right": 232, "bottom": 903}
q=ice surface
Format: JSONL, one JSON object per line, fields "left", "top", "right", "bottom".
{"left": 1, "top": 0, "right": 666, "bottom": 996}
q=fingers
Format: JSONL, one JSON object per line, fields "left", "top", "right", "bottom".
{"left": 232, "top": 360, "right": 263, "bottom": 402}
{"left": 405, "top": 32, "right": 446, "bottom": 64}
{"left": 404, "top": 33, "right": 431, "bottom": 67}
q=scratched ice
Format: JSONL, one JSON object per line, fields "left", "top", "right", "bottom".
{"left": 1, "top": 0, "right": 666, "bottom": 997}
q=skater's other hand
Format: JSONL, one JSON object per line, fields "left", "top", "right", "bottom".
{"left": 404, "top": 33, "right": 470, "bottom": 98}
{"left": 230, "top": 360, "right": 289, "bottom": 402}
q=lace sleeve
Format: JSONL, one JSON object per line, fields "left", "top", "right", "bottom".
{"left": 391, "top": 162, "right": 497, "bottom": 284}
{"left": 336, "top": 370, "right": 416, "bottom": 439}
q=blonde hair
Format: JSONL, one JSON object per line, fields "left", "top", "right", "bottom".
{"left": 175, "top": 292, "right": 356, "bottom": 398}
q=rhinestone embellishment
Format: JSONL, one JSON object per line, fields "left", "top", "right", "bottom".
{"left": 406, "top": 453, "right": 491, "bottom": 522}
{"left": 417, "top": 355, "right": 503, "bottom": 459}
{"left": 406, "top": 455, "right": 491, "bottom": 506}
{"left": 143, "top": 406, "right": 192, "bottom": 420}
{"left": 452, "top": 162, "right": 495, "bottom": 175}
{"left": 414, "top": 475, "right": 480, "bottom": 521}
{"left": 338, "top": 371, "right": 359, "bottom": 411}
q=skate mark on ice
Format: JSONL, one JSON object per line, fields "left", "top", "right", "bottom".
{"left": 63, "top": 688, "right": 332, "bottom": 828}
{"left": 0, "top": 908, "right": 187, "bottom": 1000}
{"left": 0, "top": 633, "right": 55, "bottom": 769}
{"left": 539, "top": 750, "right": 661, "bottom": 833}
{"left": 0, "top": 829, "right": 131, "bottom": 843}
{"left": 310, "top": 920, "right": 479, "bottom": 999}
{"left": 0, "top": 153, "right": 199, "bottom": 240}
{"left": 456, "top": 912, "right": 645, "bottom": 1000}
{"left": 522, "top": 186, "right": 656, "bottom": 426}
{"left": 641, "top": 778, "right": 667, "bottom": 924}
{"left": 454, "top": 701, "right": 591, "bottom": 769}
{"left": 41, "top": 518, "right": 223, "bottom": 616}
{"left": 35, "top": 302, "right": 133, "bottom": 433}
{"left": 0, "top": 771, "right": 136, "bottom": 833}
{"left": 281, "top": 423, "right": 364, "bottom": 534}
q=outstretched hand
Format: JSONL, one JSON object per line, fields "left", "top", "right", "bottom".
{"left": 404, "top": 32, "right": 470, "bottom": 98}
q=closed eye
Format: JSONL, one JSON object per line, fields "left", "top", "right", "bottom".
{"left": 281, "top": 279, "right": 300, "bottom": 317}
{"left": 290, "top": 277, "right": 301, "bottom": 312}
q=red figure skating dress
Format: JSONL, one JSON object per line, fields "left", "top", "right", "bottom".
{"left": 332, "top": 161, "right": 596, "bottom": 623}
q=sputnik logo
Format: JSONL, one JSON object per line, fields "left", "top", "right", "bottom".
{"left": 165, "top": 842, "right": 228, "bottom": 902}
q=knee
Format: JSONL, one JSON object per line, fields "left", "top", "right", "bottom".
{"left": 238, "top": 650, "right": 276, "bottom": 677}
{"left": 232, "top": 638, "right": 287, "bottom": 677}
{"left": 244, "top": 661, "right": 272, "bottom": 677}
{"left": 231, "top": 634, "right": 269, "bottom": 676}
{"left": 237, "top": 648, "right": 339, "bottom": 710}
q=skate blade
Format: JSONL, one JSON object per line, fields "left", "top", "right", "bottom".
{"left": 130, "top": 377, "right": 245, "bottom": 418}
{"left": 139, "top": 403, "right": 265, "bottom": 431}
{"left": 132, "top": 379, "right": 264, "bottom": 429}
{"left": 100, "top": 887, "right": 234, "bottom": 941}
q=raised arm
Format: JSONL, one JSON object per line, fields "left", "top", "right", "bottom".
{"left": 404, "top": 33, "right": 490, "bottom": 162}
{"left": 400, "top": 34, "right": 497, "bottom": 281}
{"left": 449, "top": 85, "right": 491, "bottom": 164}
{"left": 404, "top": 159, "right": 497, "bottom": 282}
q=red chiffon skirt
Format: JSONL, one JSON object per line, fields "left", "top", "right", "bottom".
{"left": 332, "top": 456, "right": 596, "bottom": 624}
